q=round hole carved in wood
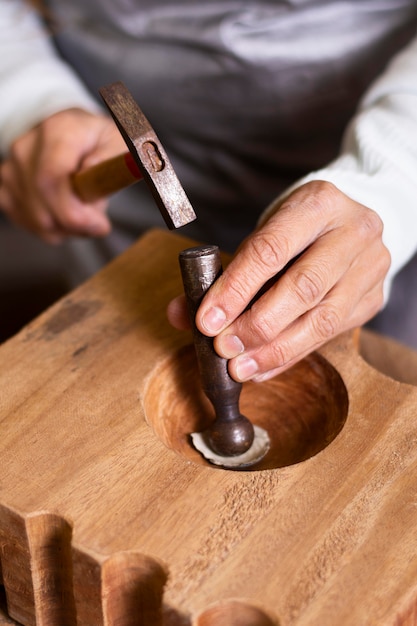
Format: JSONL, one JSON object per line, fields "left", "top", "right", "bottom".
{"left": 195, "top": 599, "right": 279, "bottom": 626}
{"left": 143, "top": 344, "right": 348, "bottom": 470}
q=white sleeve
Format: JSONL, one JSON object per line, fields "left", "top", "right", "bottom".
{"left": 262, "top": 32, "right": 417, "bottom": 298}
{"left": 0, "top": 0, "right": 101, "bottom": 156}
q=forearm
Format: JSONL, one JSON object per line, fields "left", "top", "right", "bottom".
{"left": 262, "top": 33, "right": 417, "bottom": 296}
{"left": 0, "top": 0, "right": 100, "bottom": 156}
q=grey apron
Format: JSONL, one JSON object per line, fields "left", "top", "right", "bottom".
{"left": 47, "top": 0, "right": 417, "bottom": 346}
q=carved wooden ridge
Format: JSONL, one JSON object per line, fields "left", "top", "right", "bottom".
{"left": 1, "top": 230, "right": 417, "bottom": 625}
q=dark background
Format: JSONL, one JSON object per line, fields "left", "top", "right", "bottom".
{"left": 0, "top": 217, "right": 71, "bottom": 343}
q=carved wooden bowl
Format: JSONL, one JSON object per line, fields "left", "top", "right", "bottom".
{"left": 144, "top": 345, "right": 348, "bottom": 470}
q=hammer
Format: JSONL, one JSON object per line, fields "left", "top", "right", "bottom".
{"left": 72, "top": 81, "right": 196, "bottom": 230}
{"left": 80, "top": 83, "right": 269, "bottom": 467}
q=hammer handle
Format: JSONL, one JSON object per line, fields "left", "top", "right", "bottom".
{"left": 72, "top": 151, "right": 143, "bottom": 202}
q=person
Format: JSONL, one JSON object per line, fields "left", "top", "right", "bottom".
{"left": 1, "top": 0, "right": 417, "bottom": 383}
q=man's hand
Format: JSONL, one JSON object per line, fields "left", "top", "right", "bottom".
{"left": 168, "top": 181, "right": 391, "bottom": 382}
{"left": 0, "top": 108, "right": 126, "bottom": 243}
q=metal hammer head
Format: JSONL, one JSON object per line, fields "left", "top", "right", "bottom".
{"left": 99, "top": 81, "right": 196, "bottom": 230}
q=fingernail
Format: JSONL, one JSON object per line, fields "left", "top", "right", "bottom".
{"left": 235, "top": 356, "right": 259, "bottom": 381}
{"left": 219, "top": 334, "right": 244, "bottom": 358}
{"left": 252, "top": 371, "right": 276, "bottom": 383}
{"left": 201, "top": 306, "right": 227, "bottom": 333}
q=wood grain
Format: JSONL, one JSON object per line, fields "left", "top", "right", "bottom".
{"left": 0, "top": 229, "right": 417, "bottom": 625}
{"left": 360, "top": 327, "right": 417, "bottom": 386}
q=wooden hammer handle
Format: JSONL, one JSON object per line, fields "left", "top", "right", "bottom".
{"left": 72, "top": 151, "right": 143, "bottom": 202}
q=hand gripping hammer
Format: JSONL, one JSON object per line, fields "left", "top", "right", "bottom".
{"left": 72, "top": 81, "right": 196, "bottom": 230}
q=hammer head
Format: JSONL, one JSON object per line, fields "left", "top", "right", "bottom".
{"left": 100, "top": 81, "right": 196, "bottom": 230}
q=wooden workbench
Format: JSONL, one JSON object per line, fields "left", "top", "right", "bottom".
{"left": 1, "top": 229, "right": 417, "bottom": 626}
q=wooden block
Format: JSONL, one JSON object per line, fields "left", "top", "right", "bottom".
{"left": 0, "top": 229, "right": 417, "bottom": 625}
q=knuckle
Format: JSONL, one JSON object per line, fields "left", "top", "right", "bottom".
{"left": 9, "top": 135, "right": 34, "bottom": 165}
{"left": 225, "top": 273, "right": 253, "bottom": 308}
{"left": 310, "top": 304, "right": 340, "bottom": 341}
{"left": 249, "top": 231, "right": 288, "bottom": 274}
{"left": 357, "top": 208, "right": 384, "bottom": 241}
{"left": 269, "top": 340, "right": 291, "bottom": 369}
{"left": 298, "top": 180, "right": 340, "bottom": 217}
{"left": 248, "top": 309, "right": 277, "bottom": 343}
{"left": 288, "top": 266, "right": 325, "bottom": 308}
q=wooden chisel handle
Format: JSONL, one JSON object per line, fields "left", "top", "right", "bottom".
{"left": 72, "top": 151, "right": 143, "bottom": 202}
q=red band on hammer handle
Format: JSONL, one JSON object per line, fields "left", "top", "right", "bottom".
{"left": 124, "top": 152, "right": 143, "bottom": 180}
